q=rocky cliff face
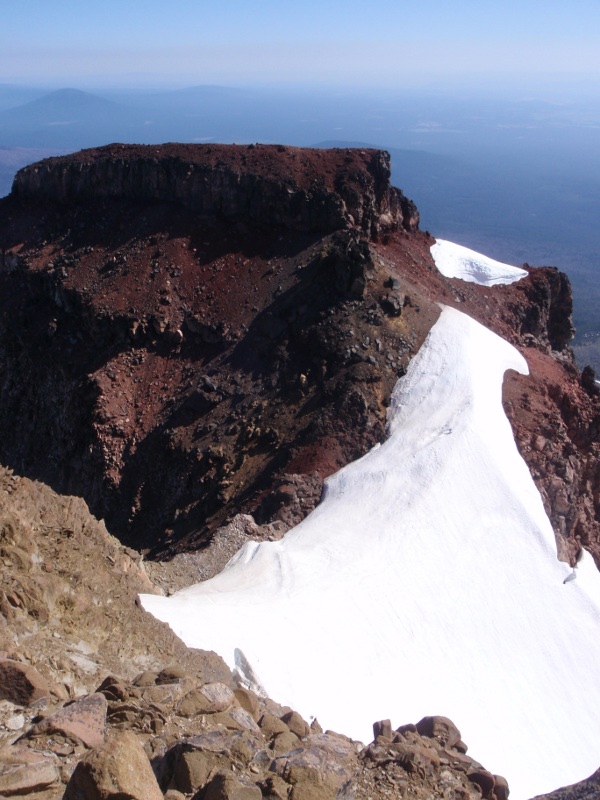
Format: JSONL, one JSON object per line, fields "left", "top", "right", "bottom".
{"left": 11, "top": 143, "right": 419, "bottom": 239}
{"left": 0, "top": 143, "right": 597, "bottom": 570}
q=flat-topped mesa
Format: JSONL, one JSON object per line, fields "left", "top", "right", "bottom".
{"left": 11, "top": 143, "right": 419, "bottom": 239}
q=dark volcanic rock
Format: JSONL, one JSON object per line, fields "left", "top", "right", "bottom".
{"left": 506, "top": 265, "right": 575, "bottom": 350}
{"left": 532, "top": 767, "right": 600, "bottom": 800}
{"left": 2, "top": 135, "right": 598, "bottom": 799}
{"left": 0, "top": 142, "right": 598, "bottom": 570}
{"left": 0, "top": 660, "right": 50, "bottom": 706}
{"left": 11, "top": 142, "right": 418, "bottom": 238}
{"left": 0, "top": 145, "right": 430, "bottom": 554}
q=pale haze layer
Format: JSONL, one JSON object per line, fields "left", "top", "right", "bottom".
{"left": 141, "top": 301, "right": 600, "bottom": 800}
{"left": 3, "top": 0, "right": 600, "bottom": 86}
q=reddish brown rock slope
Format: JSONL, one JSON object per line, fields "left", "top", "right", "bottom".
{"left": 0, "top": 143, "right": 597, "bottom": 569}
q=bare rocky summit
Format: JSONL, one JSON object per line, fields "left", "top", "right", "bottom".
{"left": 0, "top": 144, "right": 598, "bottom": 797}
{"left": 11, "top": 143, "right": 419, "bottom": 239}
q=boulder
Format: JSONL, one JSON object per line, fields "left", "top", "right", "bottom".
{"left": 270, "top": 733, "right": 358, "bottom": 800}
{"left": 197, "top": 771, "right": 262, "bottom": 800}
{"left": 415, "top": 715, "right": 462, "bottom": 748}
{"left": 259, "top": 712, "right": 289, "bottom": 738}
{"left": 281, "top": 710, "right": 310, "bottom": 738}
{"left": 63, "top": 729, "right": 163, "bottom": 800}
{"left": 163, "top": 730, "right": 265, "bottom": 794}
{"left": 178, "top": 682, "right": 237, "bottom": 717}
{"left": 156, "top": 665, "right": 190, "bottom": 684}
{"left": 172, "top": 749, "right": 231, "bottom": 794}
{"left": 270, "top": 730, "right": 300, "bottom": 753}
{"left": 233, "top": 687, "right": 260, "bottom": 721}
{"left": 29, "top": 692, "right": 107, "bottom": 748}
{"left": 373, "top": 719, "right": 393, "bottom": 740}
{"left": 467, "top": 768, "right": 497, "bottom": 799}
{"left": 211, "top": 707, "right": 261, "bottom": 732}
{"left": 492, "top": 774, "right": 510, "bottom": 800}
{"left": 0, "top": 659, "right": 49, "bottom": 705}
{"left": 0, "top": 746, "right": 59, "bottom": 796}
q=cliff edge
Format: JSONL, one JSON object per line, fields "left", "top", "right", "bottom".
{"left": 11, "top": 142, "right": 419, "bottom": 239}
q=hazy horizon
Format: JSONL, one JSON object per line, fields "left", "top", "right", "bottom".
{"left": 3, "top": 75, "right": 600, "bottom": 109}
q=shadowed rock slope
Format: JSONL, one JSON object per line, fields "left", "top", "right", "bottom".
{"left": 0, "top": 142, "right": 597, "bottom": 569}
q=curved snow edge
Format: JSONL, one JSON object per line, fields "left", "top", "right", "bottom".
{"left": 431, "top": 239, "right": 528, "bottom": 286}
{"left": 140, "top": 307, "right": 600, "bottom": 800}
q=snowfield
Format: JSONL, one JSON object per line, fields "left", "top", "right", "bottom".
{"left": 431, "top": 239, "right": 529, "bottom": 285}
{"left": 140, "top": 307, "right": 600, "bottom": 799}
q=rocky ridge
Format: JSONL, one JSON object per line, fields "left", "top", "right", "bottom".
{"left": 0, "top": 144, "right": 599, "bottom": 798}
{"left": 0, "top": 143, "right": 598, "bottom": 567}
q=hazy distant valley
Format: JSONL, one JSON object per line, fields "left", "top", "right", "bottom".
{"left": 1, "top": 81, "right": 599, "bottom": 369}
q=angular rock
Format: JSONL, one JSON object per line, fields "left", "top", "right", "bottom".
{"left": 259, "top": 774, "right": 290, "bottom": 799}
{"left": 213, "top": 706, "right": 261, "bottom": 733}
{"left": 233, "top": 687, "right": 260, "bottom": 721}
{"left": 172, "top": 749, "right": 229, "bottom": 794}
{"left": 163, "top": 730, "right": 264, "bottom": 794}
{"left": 259, "top": 712, "right": 289, "bottom": 738}
{"left": 178, "top": 682, "right": 236, "bottom": 717}
{"left": 29, "top": 692, "right": 107, "bottom": 748}
{"left": 367, "top": 728, "right": 442, "bottom": 779}
{"left": 270, "top": 730, "right": 300, "bottom": 754}
{"left": 310, "top": 718, "right": 323, "bottom": 734}
{"left": 63, "top": 729, "right": 163, "bottom": 800}
{"left": 373, "top": 719, "right": 393, "bottom": 740}
{"left": 198, "top": 771, "right": 262, "bottom": 800}
{"left": 270, "top": 733, "right": 358, "bottom": 800}
{"left": 0, "top": 659, "right": 49, "bottom": 705}
{"left": 415, "top": 715, "right": 462, "bottom": 748}
{"left": 142, "top": 682, "right": 187, "bottom": 706}
{"left": 390, "top": 740, "right": 441, "bottom": 777}
{"left": 0, "top": 760, "right": 59, "bottom": 796}
{"left": 281, "top": 710, "right": 310, "bottom": 738}
{"left": 0, "top": 746, "right": 59, "bottom": 796}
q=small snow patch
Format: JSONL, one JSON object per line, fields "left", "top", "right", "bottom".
{"left": 431, "top": 239, "right": 528, "bottom": 286}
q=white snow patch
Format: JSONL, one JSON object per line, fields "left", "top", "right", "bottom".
{"left": 140, "top": 307, "right": 600, "bottom": 799}
{"left": 431, "top": 239, "right": 528, "bottom": 285}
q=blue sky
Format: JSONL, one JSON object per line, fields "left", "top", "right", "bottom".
{"left": 2, "top": 0, "right": 600, "bottom": 89}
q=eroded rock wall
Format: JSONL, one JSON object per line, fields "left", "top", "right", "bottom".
{"left": 12, "top": 143, "right": 418, "bottom": 238}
